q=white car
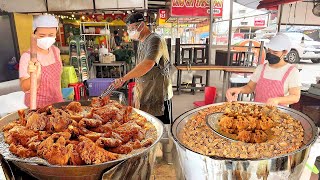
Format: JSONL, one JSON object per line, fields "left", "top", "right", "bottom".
{"left": 255, "top": 32, "right": 320, "bottom": 63}
{"left": 284, "top": 32, "right": 320, "bottom": 63}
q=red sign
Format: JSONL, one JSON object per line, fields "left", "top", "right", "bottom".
{"left": 254, "top": 18, "right": 266, "bottom": 26}
{"left": 159, "top": 9, "right": 166, "bottom": 19}
{"left": 171, "top": 0, "right": 223, "bottom": 17}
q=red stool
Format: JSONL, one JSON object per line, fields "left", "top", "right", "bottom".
{"left": 128, "top": 82, "right": 135, "bottom": 106}
{"left": 68, "top": 82, "right": 87, "bottom": 101}
{"left": 193, "top": 86, "right": 217, "bottom": 107}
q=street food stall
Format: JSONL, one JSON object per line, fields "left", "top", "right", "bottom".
{"left": 0, "top": 0, "right": 320, "bottom": 180}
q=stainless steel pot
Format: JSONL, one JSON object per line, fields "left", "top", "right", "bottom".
{"left": 171, "top": 102, "right": 318, "bottom": 180}
{"left": 0, "top": 101, "right": 164, "bottom": 180}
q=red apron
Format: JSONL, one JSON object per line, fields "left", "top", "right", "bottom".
{"left": 25, "top": 47, "right": 63, "bottom": 108}
{"left": 255, "top": 63, "right": 294, "bottom": 105}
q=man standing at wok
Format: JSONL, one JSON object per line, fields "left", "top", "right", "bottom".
{"left": 113, "top": 13, "right": 173, "bottom": 124}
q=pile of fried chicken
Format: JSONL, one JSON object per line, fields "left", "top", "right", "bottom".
{"left": 2, "top": 97, "right": 156, "bottom": 165}
{"left": 218, "top": 104, "right": 275, "bottom": 143}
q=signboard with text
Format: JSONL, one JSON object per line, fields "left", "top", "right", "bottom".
{"left": 254, "top": 17, "right": 266, "bottom": 26}
{"left": 171, "top": 0, "right": 223, "bottom": 17}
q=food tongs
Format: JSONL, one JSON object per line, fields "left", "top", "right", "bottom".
{"left": 99, "top": 83, "right": 127, "bottom": 105}
{"left": 100, "top": 83, "right": 116, "bottom": 98}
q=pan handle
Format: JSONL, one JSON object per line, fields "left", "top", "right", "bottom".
{"left": 0, "top": 154, "right": 15, "bottom": 180}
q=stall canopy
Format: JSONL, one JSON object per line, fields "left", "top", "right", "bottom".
{"left": 0, "top": 0, "right": 147, "bottom": 12}
{"left": 235, "top": 0, "right": 302, "bottom": 10}
{"left": 257, "top": 0, "right": 302, "bottom": 10}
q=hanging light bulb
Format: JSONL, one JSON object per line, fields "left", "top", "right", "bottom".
{"left": 82, "top": 16, "right": 85, "bottom": 20}
{"left": 112, "top": 11, "right": 114, "bottom": 16}
{"left": 92, "top": 14, "right": 95, "bottom": 18}
{"left": 144, "top": 11, "right": 147, "bottom": 17}
{"left": 71, "top": 14, "right": 75, "bottom": 18}
{"left": 123, "top": 12, "right": 125, "bottom": 15}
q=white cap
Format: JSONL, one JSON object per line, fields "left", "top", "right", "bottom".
{"left": 33, "top": 14, "right": 59, "bottom": 31}
{"left": 265, "top": 33, "right": 291, "bottom": 52}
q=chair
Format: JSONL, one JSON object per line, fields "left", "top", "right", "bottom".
{"left": 128, "top": 82, "right": 136, "bottom": 106}
{"left": 68, "top": 82, "right": 87, "bottom": 101}
{"left": 181, "top": 48, "right": 193, "bottom": 64}
{"left": 191, "top": 75, "right": 203, "bottom": 95}
{"left": 193, "top": 86, "right": 217, "bottom": 107}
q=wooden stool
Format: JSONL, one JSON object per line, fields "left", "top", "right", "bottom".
{"left": 191, "top": 75, "right": 203, "bottom": 95}
{"left": 68, "top": 82, "right": 87, "bottom": 101}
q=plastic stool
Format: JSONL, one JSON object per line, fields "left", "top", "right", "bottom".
{"left": 191, "top": 75, "right": 203, "bottom": 95}
{"left": 128, "top": 82, "right": 136, "bottom": 106}
{"left": 68, "top": 82, "right": 87, "bottom": 101}
{"left": 193, "top": 86, "right": 217, "bottom": 107}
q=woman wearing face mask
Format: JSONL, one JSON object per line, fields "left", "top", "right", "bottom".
{"left": 19, "top": 14, "right": 63, "bottom": 108}
{"left": 226, "top": 33, "right": 301, "bottom": 106}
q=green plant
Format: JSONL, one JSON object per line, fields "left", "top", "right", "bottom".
{"left": 113, "top": 49, "right": 135, "bottom": 64}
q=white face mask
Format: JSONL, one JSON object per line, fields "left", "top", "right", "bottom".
{"left": 37, "top": 37, "right": 56, "bottom": 50}
{"left": 127, "top": 22, "right": 143, "bottom": 40}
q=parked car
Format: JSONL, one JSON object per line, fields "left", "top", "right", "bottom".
{"left": 255, "top": 32, "right": 320, "bottom": 63}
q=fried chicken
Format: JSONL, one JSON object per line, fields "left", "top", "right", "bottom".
{"left": 96, "top": 137, "right": 122, "bottom": 148}
{"left": 9, "top": 144, "right": 36, "bottom": 158}
{"left": 218, "top": 104, "right": 276, "bottom": 143}
{"left": 79, "top": 118, "right": 102, "bottom": 128}
{"left": 37, "top": 134, "right": 72, "bottom": 165}
{"left": 108, "top": 143, "right": 133, "bottom": 154}
{"left": 67, "top": 144, "right": 85, "bottom": 165}
{"left": 66, "top": 102, "right": 83, "bottom": 113}
{"left": 3, "top": 99, "right": 156, "bottom": 166}
{"left": 77, "top": 136, "right": 118, "bottom": 164}
{"left": 5, "top": 126, "right": 37, "bottom": 146}
{"left": 26, "top": 112, "right": 48, "bottom": 131}
{"left": 90, "top": 123, "right": 112, "bottom": 133}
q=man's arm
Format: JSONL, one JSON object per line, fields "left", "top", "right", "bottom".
{"left": 122, "top": 59, "right": 155, "bottom": 81}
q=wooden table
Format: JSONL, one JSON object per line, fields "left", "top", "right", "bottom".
{"left": 175, "top": 65, "right": 256, "bottom": 100}
{"left": 92, "top": 61, "right": 127, "bottom": 78}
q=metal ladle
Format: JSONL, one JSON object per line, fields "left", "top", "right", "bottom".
{"left": 206, "top": 112, "right": 238, "bottom": 142}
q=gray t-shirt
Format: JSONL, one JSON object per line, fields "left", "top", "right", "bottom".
{"left": 136, "top": 33, "right": 173, "bottom": 100}
{"left": 133, "top": 33, "right": 173, "bottom": 116}
{"left": 251, "top": 63, "right": 301, "bottom": 96}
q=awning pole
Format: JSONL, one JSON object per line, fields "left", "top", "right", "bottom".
{"left": 226, "top": 0, "right": 233, "bottom": 66}
{"left": 277, "top": 4, "right": 283, "bottom": 32}
{"left": 207, "top": 0, "right": 214, "bottom": 86}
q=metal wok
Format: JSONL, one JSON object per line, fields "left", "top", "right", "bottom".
{"left": 0, "top": 101, "right": 164, "bottom": 180}
{"left": 171, "top": 102, "right": 318, "bottom": 180}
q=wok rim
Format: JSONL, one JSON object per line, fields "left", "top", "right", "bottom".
{"left": 171, "top": 101, "right": 318, "bottom": 161}
{"left": 0, "top": 100, "right": 165, "bottom": 168}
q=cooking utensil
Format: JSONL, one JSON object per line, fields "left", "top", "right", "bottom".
{"left": 100, "top": 83, "right": 115, "bottom": 97}
{"left": 206, "top": 112, "right": 237, "bottom": 142}
{"left": 0, "top": 153, "right": 14, "bottom": 180}
{"left": 171, "top": 102, "right": 318, "bottom": 180}
{"left": 29, "top": 35, "right": 38, "bottom": 110}
{"left": 0, "top": 101, "right": 164, "bottom": 180}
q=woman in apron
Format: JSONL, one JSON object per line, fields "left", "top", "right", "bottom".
{"left": 19, "top": 14, "right": 63, "bottom": 108}
{"left": 226, "top": 33, "right": 301, "bottom": 106}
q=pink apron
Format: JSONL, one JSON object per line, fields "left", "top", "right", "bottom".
{"left": 25, "top": 47, "right": 63, "bottom": 108}
{"left": 255, "top": 63, "right": 294, "bottom": 105}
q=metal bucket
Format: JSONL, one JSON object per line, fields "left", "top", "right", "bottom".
{"left": 0, "top": 101, "right": 164, "bottom": 180}
{"left": 171, "top": 102, "right": 318, "bottom": 180}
